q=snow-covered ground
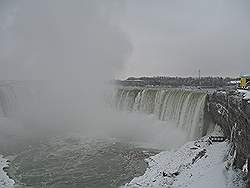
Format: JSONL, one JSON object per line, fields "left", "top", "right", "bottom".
{"left": 238, "top": 89, "right": 250, "bottom": 101}
{"left": 0, "top": 155, "right": 14, "bottom": 188}
{"left": 124, "top": 129, "right": 245, "bottom": 188}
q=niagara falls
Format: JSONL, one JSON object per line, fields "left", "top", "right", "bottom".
{"left": 0, "top": 0, "right": 249, "bottom": 188}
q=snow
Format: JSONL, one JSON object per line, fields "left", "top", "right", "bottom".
{"left": 124, "top": 130, "right": 245, "bottom": 188}
{"left": 229, "top": 81, "right": 240, "bottom": 84}
{"left": 242, "top": 159, "right": 248, "bottom": 175}
{"left": 0, "top": 155, "right": 14, "bottom": 188}
{"left": 237, "top": 89, "right": 250, "bottom": 100}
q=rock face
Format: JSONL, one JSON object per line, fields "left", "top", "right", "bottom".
{"left": 208, "top": 91, "right": 250, "bottom": 185}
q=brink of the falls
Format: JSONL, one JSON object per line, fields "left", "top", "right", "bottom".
{"left": 112, "top": 87, "right": 210, "bottom": 140}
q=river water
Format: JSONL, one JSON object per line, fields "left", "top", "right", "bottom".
{"left": 5, "top": 135, "right": 159, "bottom": 188}
{"left": 0, "top": 84, "right": 209, "bottom": 187}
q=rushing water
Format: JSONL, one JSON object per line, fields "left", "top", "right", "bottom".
{"left": 113, "top": 87, "right": 208, "bottom": 140}
{"left": 0, "top": 84, "right": 212, "bottom": 187}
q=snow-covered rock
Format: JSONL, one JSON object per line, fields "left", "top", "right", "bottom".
{"left": 238, "top": 89, "right": 250, "bottom": 100}
{"left": 0, "top": 155, "right": 14, "bottom": 188}
{"left": 124, "top": 135, "right": 245, "bottom": 188}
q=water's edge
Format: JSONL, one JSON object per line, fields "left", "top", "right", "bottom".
{"left": 0, "top": 154, "right": 15, "bottom": 188}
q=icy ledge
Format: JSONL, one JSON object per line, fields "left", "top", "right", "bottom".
{"left": 0, "top": 155, "right": 14, "bottom": 188}
{"left": 124, "top": 136, "right": 245, "bottom": 188}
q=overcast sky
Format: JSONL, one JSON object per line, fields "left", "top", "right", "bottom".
{"left": 119, "top": 0, "right": 250, "bottom": 78}
{"left": 0, "top": 0, "right": 250, "bottom": 80}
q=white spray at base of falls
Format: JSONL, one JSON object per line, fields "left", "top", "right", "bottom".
{"left": 0, "top": 82, "right": 209, "bottom": 150}
{"left": 113, "top": 87, "right": 208, "bottom": 140}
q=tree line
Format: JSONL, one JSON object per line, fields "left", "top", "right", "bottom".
{"left": 115, "top": 76, "right": 238, "bottom": 88}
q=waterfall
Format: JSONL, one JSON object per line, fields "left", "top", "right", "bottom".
{"left": 0, "top": 84, "right": 17, "bottom": 117}
{"left": 113, "top": 87, "right": 208, "bottom": 140}
{"left": 0, "top": 81, "right": 42, "bottom": 118}
{"left": 0, "top": 82, "right": 209, "bottom": 141}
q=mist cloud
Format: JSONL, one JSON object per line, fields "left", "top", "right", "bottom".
{"left": 0, "top": 0, "right": 132, "bottom": 135}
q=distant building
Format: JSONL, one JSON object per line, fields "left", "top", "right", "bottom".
{"left": 240, "top": 73, "right": 250, "bottom": 88}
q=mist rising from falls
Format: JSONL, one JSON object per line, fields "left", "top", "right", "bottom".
{"left": 0, "top": 0, "right": 132, "bottom": 137}
{"left": 0, "top": 81, "right": 210, "bottom": 150}
{"left": 0, "top": 81, "right": 116, "bottom": 136}
{"left": 113, "top": 87, "right": 208, "bottom": 141}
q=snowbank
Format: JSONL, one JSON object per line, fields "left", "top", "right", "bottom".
{"left": 238, "top": 89, "right": 250, "bottom": 100}
{"left": 124, "top": 135, "right": 245, "bottom": 188}
{"left": 0, "top": 155, "right": 14, "bottom": 188}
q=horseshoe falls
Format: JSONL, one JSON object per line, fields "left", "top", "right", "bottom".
{"left": 113, "top": 87, "right": 210, "bottom": 141}
{"left": 0, "top": 83, "right": 217, "bottom": 188}
{"left": 0, "top": 83, "right": 211, "bottom": 143}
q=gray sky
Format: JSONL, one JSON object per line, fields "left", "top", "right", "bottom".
{"left": 119, "top": 0, "right": 250, "bottom": 78}
{"left": 0, "top": 0, "right": 131, "bottom": 81}
{"left": 0, "top": 0, "right": 250, "bottom": 80}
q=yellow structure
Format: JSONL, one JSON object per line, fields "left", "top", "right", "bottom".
{"left": 240, "top": 74, "right": 250, "bottom": 88}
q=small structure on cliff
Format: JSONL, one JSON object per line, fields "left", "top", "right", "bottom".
{"left": 240, "top": 73, "right": 250, "bottom": 89}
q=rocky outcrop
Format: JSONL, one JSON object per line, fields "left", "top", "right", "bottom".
{"left": 208, "top": 91, "right": 250, "bottom": 186}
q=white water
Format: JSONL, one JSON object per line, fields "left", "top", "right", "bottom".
{"left": 0, "top": 83, "right": 213, "bottom": 187}
{"left": 0, "top": 82, "right": 210, "bottom": 150}
{"left": 0, "top": 83, "right": 209, "bottom": 144}
{"left": 113, "top": 87, "right": 208, "bottom": 141}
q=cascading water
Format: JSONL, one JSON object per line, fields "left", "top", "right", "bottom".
{"left": 0, "top": 82, "right": 39, "bottom": 118}
{"left": 113, "top": 87, "right": 208, "bottom": 140}
{"left": 0, "top": 83, "right": 216, "bottom": 187}
{"left": 0, "top": 83, "right": 17, "bottom": 117}
{"left": 0, "top": 82, "right": 162, "bottom": 188}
